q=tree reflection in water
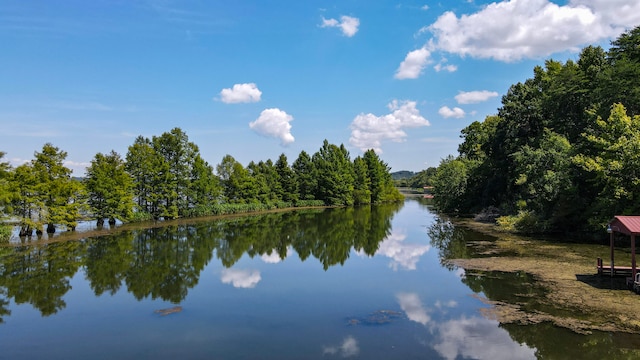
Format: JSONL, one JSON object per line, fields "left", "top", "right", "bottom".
{"left": 0, "top": 203, "right": 401, "bottom": 319}
{"left": 427, "top": 216, "right": 473, "bottom": 270}
{"left": 0, "top": 241, "right": 85, "bottom": 318}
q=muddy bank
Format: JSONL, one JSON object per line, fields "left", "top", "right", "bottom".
{"left": 449, "top": 219, "right": 640, "bottom": 335}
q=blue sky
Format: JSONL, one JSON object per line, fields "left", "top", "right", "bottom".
{"left": 2, "top": 0, "right": 639, "bottom": 175}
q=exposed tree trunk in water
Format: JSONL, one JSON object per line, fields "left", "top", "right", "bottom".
{"left": 108, "top": 217, "right": 116, "bottom": 226}
{"left": 46, "top": 223, "right": 56, "bottom": 234}
{"left": 97, "top": 218, "right": 104, "bottom": 228}
{"left": 70, "top": 225, "right": 76, "bottom": 231}
{"left": 19, "top": 226, "right": 32, "bottom": 237}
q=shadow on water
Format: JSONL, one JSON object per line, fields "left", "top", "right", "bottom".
{"left": 503, "top": 321, "right": 640, "bottom": 359}
{"left": 575, "top": 274, "right": 630, "bottom": 290}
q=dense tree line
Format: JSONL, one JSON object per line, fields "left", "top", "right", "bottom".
{"left": 431, "top": 26, "right": 640, "bottom": 235}
{"left": 0, "top": 131, "right": 401, "bottom": 240}
{"left": 395, "top": 168, "right": 437, "bottom": 189}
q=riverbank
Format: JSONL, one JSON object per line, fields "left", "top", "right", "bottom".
{"left": 449, "top": 218, "right": 640, "bottom": 335}
{"left": 0, "top": 205, "right": 331, "bottom": 247}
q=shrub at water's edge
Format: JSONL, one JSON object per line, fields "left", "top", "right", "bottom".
{"left": 0, "top": 224, "right": 10, "bottom": 242}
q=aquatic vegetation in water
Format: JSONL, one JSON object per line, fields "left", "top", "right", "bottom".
{"left": 345, "top": 309, "right": 404, "bottom": 326}
{"left": 154, "top": 306, "right": 182, "bottom": 316}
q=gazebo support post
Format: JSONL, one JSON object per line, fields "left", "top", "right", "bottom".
{"left": 610, "top": 230, "right": 615, "bottom": 277}
{"left": 632, "top": 234, "right": 637, "bottom": 280}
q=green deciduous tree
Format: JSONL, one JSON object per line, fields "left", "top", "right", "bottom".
{"left": 11, "top": 163, "right": 40, "bottom": 236}
{"left": 152, "top": 128, "right": 198, "bottom": 218}
{"left": 432, "top": 156, "right": 471, "bottom": 213}
{"left": 126, "top": 128, "right": 215, "bottom": 220}
{"left": 0, "top": 152, "right": 13, "bottom": 241}
{"left": 275, "top": 154, "right": 297, "bottom": 203}
{"left": 407, "top": 167, "right": 437, "bottom": 189}
{"left": 312, "top": 141, "right": 355, "bottom": 206}
{"left": 126, "top": 136, "right": 167, "bottom": 219}
{"left": 512, "top": 130, "right": 574, "bottom": 229}
{"left": 84, "top": 150, "right": 135, "bottom": 226}
{"left": 292, "top": 151, "right": 316, "bottom": 201}
{"left": 573, "top": 103, "right": 640, "bottom": 227}
{"left": 31, "top": 143, "right": 81, "bottom": 234}
{"left": 217, "top": 155, "right": 258, "bottom": 203}
{"left": 352, "top": 156, "right": 372, "bottom": 205}
{"left": 598, "top": 27, "right": 640, "bottom": 117}
{"left": 431, "top": 26, "right": 640, "bottom": 234}
{"left": 188, "top": 154, "right": 221, "bottom": 210}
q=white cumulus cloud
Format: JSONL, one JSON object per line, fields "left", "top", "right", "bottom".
{"left": 220, "top": 269, "right": 261, "bottom": 288}
{"left": 455, "top": 90, "right": 499, "bottom": 104}
{"left": 249, "top": 108, "right": 295, "bottom": 146}
{"left": 434, "top": 63, "right": 457, "bottom": 72}
{"left": 321, "top": 15, "right": 360, "bottom": 37}
{"left": 395, "top": 47, "right": 431, "bottom": 79}
{"left": 219, "top": 83, "right": 262, "bottom": 104}
{"left": 427, "top": 0, "right": 640, "bottom": 62}
{"left": 439, "top": 106, "right": 465, "bottom": 119}
{"left": 349, "top": 100, "right": 430, "bottom": 153}
{"left": 398, "top": 0, "right": 640, "bottom": 79}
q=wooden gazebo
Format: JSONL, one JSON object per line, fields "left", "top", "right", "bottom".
{"left": 603, "top": 216, "right": 639, "bottom": 278}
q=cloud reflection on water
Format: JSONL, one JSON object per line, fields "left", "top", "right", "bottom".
{"left": 220, "top": 269, "right": 261, "bottom": 288}
{"left": 372, "top": 230, "right": 431, "bottom": 270}
{"left": 435, "top": 300, "right": 457, "bottom": 309}
{"left": 322, "top": 336, "right": 360, "bottom": 358}
{"left": 260, "top": 249, "right": 285, "bottom": 264}
{"left": 433, "top": 316, "right": 536, "bottom": 360}
{"left": 396, "top": 292, "right": 431, "bottom": 325}
{"left": 395, "top": 292, "right": 536, "bottom": 360}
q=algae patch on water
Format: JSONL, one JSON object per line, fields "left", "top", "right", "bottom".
{"left": 446, "top": 219, "right": 640, "bottom": 335}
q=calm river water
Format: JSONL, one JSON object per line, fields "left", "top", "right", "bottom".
{"left": 0, "top": 198, "right": 639, "bottom": 359}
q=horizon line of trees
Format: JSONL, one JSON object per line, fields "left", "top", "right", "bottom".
{"left": 429, "top": 25, "right": 640, "bottom": 236}
{"left": 0, "top": 131, "right": 402, "bottom": 240}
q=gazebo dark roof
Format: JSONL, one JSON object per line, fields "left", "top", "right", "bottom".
{"left": 609, "top": 216, "right": 640, "bottom": 235}
{"left": 606, "top": 216, "right": 639, "bottom": 280}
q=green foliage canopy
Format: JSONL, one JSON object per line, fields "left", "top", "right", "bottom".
{"left": 431, "top": 25, "right": 640, "bottom": 234}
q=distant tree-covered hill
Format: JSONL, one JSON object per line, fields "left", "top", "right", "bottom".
{"left": 391, "top": 171, "right": 416, "bottom": 180}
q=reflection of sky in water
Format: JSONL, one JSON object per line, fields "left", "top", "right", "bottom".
{"left": 220, "top": 268, "right": 261, "bottom": 288}
{"left": 434, "top": 316, "right": 536, "bottom": 360}
{"left": 397, "top": 292, "right": 431, "bottom": 325}
{"left": 396, "top": 291, "right": 536, "bottom": 360}
{"left": 0, "top": 199, "right": 548, "bottom": 359}
{"left": 435, "top": 300, "right": 458, "bottom": 309}
{"left": 372, "top": 229, "right": 431, "bottom": 270}
{"left": 322, "top": 336, "right": 360, "bottom": 358}
{"left": 261, "top": 248, "right": 286, "bottom": 263}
